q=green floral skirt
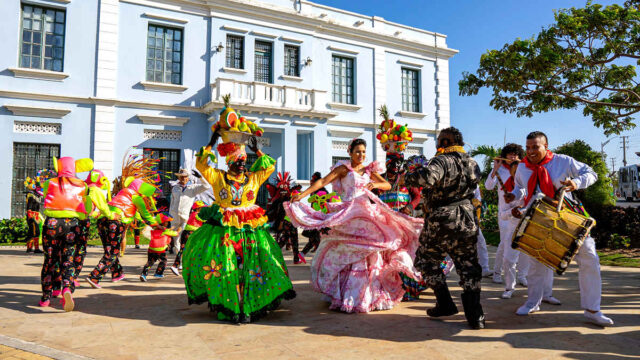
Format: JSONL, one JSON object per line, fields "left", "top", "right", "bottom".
{"left": 182, "top": 210, "right": 295, "bottom": 323}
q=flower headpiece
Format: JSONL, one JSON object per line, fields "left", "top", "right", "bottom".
{"left": 376, "top": 105, "right": 413, "bottom": 155}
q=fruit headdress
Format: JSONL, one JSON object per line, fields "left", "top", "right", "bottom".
{"left": 211, "top": 94, "right": 266, "bottom": 164}
{"left": 376, "top": 105, "right": 413, "bottom": 155}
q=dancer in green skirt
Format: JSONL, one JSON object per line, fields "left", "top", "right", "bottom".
{"left": 182, "top": 101, "right": 295, "bottom": 323}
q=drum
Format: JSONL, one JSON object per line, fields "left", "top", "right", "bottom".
{"left": 511, "top": 195, "right": 596, "bottom": 275}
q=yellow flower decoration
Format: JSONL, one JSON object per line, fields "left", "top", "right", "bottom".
{"left": 203, "top": 259, "right": 223, "bottom": 280}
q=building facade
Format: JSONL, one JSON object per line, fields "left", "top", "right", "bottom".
{"left": 0, "top": 0, "right": 457, "bottom": 218}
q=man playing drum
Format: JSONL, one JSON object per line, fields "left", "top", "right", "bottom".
{"left": 505, "top": 131, "right": 613, "bottom": 326}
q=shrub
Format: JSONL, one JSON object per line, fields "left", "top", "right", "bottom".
{"left": 480, "top": 203, "right": 499, "bottom": 232}
{"left": 0, "top": 217, "right": 29, "bottom": 244}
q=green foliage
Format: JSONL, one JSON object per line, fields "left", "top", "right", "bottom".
{"left": 470, "top": 145, "right": 502, "bottom": 178}
{"left": 480, "top": 203, "right": 499, "bottom": 232}
{"left": 0, "top": 217, "right": 29, "bottom": 244}
{"left": 459, "top": 0, "right": 640, "bottom": 135}
{"left": 554, "top": 139, "right": 617, "bottom": 208}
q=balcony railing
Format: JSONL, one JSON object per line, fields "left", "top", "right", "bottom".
{"left": 210, "top": 77, "right": 328, "bottom": 112}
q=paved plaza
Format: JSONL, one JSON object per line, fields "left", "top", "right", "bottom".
{"left": 0, "top": 244, "right": 639, "bottom": 360}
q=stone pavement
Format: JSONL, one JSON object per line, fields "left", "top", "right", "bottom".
{"left": 0, "top": 245, "right": 639, "bottom": 360}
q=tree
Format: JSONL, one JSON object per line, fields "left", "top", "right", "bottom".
{"left": 470, "top": 145, "right": 501, "bottom": 178}
{"left": 554, "top": 139, "right": 617, "bottom": 208}
{"left": 459, "top": 1, "right": 640, "bottom": 135}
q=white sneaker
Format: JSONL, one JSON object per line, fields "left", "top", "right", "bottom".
{"left": 542, "top": 296, "right": 562, "bottom": 305}
{"left": 517, "top": 277, "right": 528, "bottom": 287}
{"left": 501, "top": 289, "right": 515, "bottom": 299}
{"left": 492, "top": 274, "right": 503, "bottom": 284}
{"left": 516, "top": 304, "right": 540, "bottom": 315}
{"left": 584, "top": 311, "right": 614, "bottom": 327}
{"left": 482, "top": 269, "right": 493, "bottom": 278}
{"left": 178, "top": 265, "right": 183, "bottom": 270}
{"left": 170, "top": 266, "right": 180, "bottom": 276}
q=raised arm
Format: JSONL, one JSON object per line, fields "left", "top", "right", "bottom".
{"left": 292, "top": 166, "right": 347, "bottom": 201}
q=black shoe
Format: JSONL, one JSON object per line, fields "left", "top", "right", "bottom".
{"left": 135, "top": 245, "right": 140, "bottom": 249}
{"left": 461, "top": 290, "right": 485, "bottom": 329}
{"left": 26, "top": 248, "right": 33, "bottom": 253}
{"left": 34, "top": 249, "right": 43, "bottom": 254}
{"left": 427, "top": 285, "right": 459, "bottom": 317}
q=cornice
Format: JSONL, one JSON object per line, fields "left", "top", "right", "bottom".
{"left": 137, "top": 114, "right": 190, "bottom": 126}
{"left": 4, "top": 104, "right": 71, "bottom": 118}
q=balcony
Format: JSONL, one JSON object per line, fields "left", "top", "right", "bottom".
{"left": 204, "top": 77, "right": 337, "bottom": 119}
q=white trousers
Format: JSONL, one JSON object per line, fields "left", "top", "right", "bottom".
{"left": 502, "top": 219, "right": 531, "bottom": 290}
{"left": 524, "top": 236, "right": 601, "bottom": 310}
{"left": 494, "top": 219, "right": 529, "bottom": 278}
{"left": 477, "top": 228, "right": 490, "bottom": 272}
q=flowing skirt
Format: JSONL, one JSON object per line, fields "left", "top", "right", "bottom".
{"left": 284, "top": 190, "right": 423, "bottom": 313}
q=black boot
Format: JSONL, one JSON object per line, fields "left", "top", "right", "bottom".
{"left": 461, "top": 290, "right": 485, "bottom": 329}
{"left": 427, "top": 284, "right": 459, "bottom": 317}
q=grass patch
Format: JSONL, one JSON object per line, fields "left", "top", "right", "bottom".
{"left": 597, "top": 251, "right": 640, "bottom": 268}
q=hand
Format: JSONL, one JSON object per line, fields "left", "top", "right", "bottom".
{"left": 192, "top": 170, "right": 202, "bottom": 179}
{"left": 207, "top": 129, "right": 221, "bottom": 148}
{"left": 398, "top": 174, "right": 406, "bottom": 187}
{"left": 248, "top": 136, "right": 259, "bottom": 153}
{"left": 291, "top": 193, "right": 303, "bottom": 202}
{"left": 400, "top": 206, "right": 412, "bottom": 216}
{"left": 366, "top": 182, "right": 377, "bottom": 191}
{"left": 560, "top": 179, "right": 577, "bottom": 192}
{"left": 511, "top": 207, "right": 523, "bottom": 219}
{"left": 504, "top": 193, "right": 516, "bottom": 203}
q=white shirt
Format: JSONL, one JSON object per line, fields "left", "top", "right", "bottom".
{"left": 485, "top": 165, "right": 521, "bottom": 221}
{"left": 169, "top": 180, "right": 211, "bottom": 223}
{"left": 511, "top": 153, "right": 597, "bottom": 204}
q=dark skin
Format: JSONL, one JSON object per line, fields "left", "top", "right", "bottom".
{"left": 209, "top": 129, "right": 262, "bottom": 177}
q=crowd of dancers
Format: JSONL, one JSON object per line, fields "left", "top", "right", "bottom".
{"left": 20, "top": 100, "right": 614, "bottom": 328}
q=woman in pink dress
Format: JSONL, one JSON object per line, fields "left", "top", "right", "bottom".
{"left": 285, "top": 139, "right": 424, "bottom": 313}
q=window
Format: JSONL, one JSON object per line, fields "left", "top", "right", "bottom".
{"left": 143, "top": 148, "right": 181, "bottom": 198}
{"left": 11, "top": 143, "right": 60, "bottom": 217}
{"left": 20, "top": 4, "right": 65, "bottom": 71}
{"left": 146, "top": 25, "right": 183, "bottom": 84}
{"left": 226, "top": 35, "right": 244, "bottom": 69}
{"left": 254, "top": 41, "right": 273, "bottom": 83}
{"left": 401, "top": 68, "right": 420, "bottom": 112}
{"left": 284, "top": 45, "right": 299, "bottom": 77}
{"left": 332, "top": 55, "right": 355, "bottom": 104}
{"left": 297, "top": 132, "right": 313, "bottom": 180}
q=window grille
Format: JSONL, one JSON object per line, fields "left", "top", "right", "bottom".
{"left": 143, "top": 148, "right": 181, "bottom": 198}
{"left": 331, "top": 156, "right": 350, "bottom": 167}
{"left": 146, "top": 25, "right": 183, "bottom": 84}
{"left": 14, "top": 121, "right": 61, "bottom": 135}
{"left": 225, "top": 35, "right": 244, "bottom": 69}
{"left": 11, "top": 142, "right": 60, "bottom": 217}
{"left": 254, "top": 41, "right": 273, "bottom": 83}
{"left": 332, "top": 56, "right": 355, "bottom": 104}
{"left": 284, "top": 45, "right": 299, "bottom": 77}
{"left": 20, "top": 4, "right": 65, "bottom": 71}
{"left": 401, "top": 68, "right": 420, "bottom": 112}
{"left": 332, "top": 141, "right": 349, "bottom": 151}
{"left": 143, "top": 129, "right": 182, "bottom": 141}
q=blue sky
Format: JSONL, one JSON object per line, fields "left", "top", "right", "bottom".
{"left": 317, "top": 0, "right": 640, "bottom": 169}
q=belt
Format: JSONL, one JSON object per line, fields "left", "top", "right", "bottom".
{"left": 432, "top": 196, "right": 473, "bottom": 209}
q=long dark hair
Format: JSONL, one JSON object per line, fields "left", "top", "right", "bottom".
{"left": 348, "top": 138, "right": 366, "bottom": 153}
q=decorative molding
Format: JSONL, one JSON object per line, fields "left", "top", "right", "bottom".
{"left": 293, "top": 120, "right": 317, "bottom": 126}
{"left": 260, "top": 118, "right": 289, "bottom": 124}
{"left": 327, "top": 102, "right": 362, "bottom": 111}
{"left": 221, "top": 25, "right": 249, "bottom": 33}
{"left": 332, "top": 140, "right": 349, "bottom": 151}
{"left": 397, "top": 110, "right": 426, "bottom": 119}
{"left": 327, "top": 126, "right": 364, "bottom": 138}
{"left": 143, "top": 12, "right": 188, "bottom": 24}
{"left": 143, "top": 129, "right": 182, "bottom": 141}
{"left": 222, "top": 67, "right": 248, "bottom": 74}
{"left": 327, "top": 46, "right": 359, "bottom": 55}
{"left": 8, "top": 67, "right": 69, "bottom": 81}
{"left": 4, "top": 104, "right": 71, "bottom": 118}
{"left": 281, "top": 75, "right": 303, "bottom": 82}
{"left": 14, "top": 121, "right": 61, "bottom": 135}
{"left": 137, "top": 115, "right": 190, "bottom": 126}
{"left": 397, "top": 59, "right": 423, "bottom": 68}
{"left": 280, "top": 36, "right": 303, "bottom": 43}
{"left": 411, "top": 132, "right": 434, "bottom": 143}
{"left": 256, "top": 137, "right": 271, "bottom": 147}
{"left": 250, "top": 30, "right": 277, "bottom": 39}
{"left": 405, "top": 146, "right": 422, "bottom": 156}
{"left": 139, "top": 81, "right": 188, "bottom": 93}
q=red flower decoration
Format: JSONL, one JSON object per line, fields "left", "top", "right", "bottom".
{"left": 246, "top": 190, "right": 254, "bottom": 201}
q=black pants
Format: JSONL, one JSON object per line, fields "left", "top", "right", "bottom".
{"left": 40, "top": 217, "right": 83, "bottom": 301}
{"left": 276, "top": 221, "right": 299, "bottom": 262}
{"left": 142, "top": 252, "right": 167, "bottom": 276}
{"left": 301, "top": 228, "right": 327, "bottom": 254}
{"left": 173, "top": 230, "right": 193, "bottom": 267}
{"left": 89, "top": 219, "right": 125, "bottom": 283}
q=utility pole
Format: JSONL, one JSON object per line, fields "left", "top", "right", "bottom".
{"left": 621, "top": 136, "right": 629, "bottom": 167}
{"left": 611, "top": 157, "right": 616, "bottom": 173}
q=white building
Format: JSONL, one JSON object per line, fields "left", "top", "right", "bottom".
{"left": 0, "top": 0, "right": 457, "bottom": 217}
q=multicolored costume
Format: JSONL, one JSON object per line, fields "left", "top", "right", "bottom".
{"left": 87, "top": 177, "right": 159, "bottom": 287}
{"left": 284, "top": 158, "right": 424, "bottom": 313}
{"left": 300, "top": 185, "right": 333, "bottom": 255}
{"left": 141, "top": 214, "right": 174, "bottom": 279}
{"left": 24, "top": 169, "right": 54, "bottom": 253}
{"left": 374, "top": 106, "right": 426, "bottom": 301}
{"left": 266, "top": 172, "right": 304, "bottom": 264}
{"left": 40, "top": 157, "right": 94, "bottom": 309}
{"left": 182, "top": 97, "right": 294, "bottom": 322}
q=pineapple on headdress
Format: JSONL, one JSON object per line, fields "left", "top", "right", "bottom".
{"left": 376, "top": 105, "right": 414, "bottom": 155}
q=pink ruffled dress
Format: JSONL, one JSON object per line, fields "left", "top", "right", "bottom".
{"left": 284, "top": 160, "right": 424, "bottom": 313}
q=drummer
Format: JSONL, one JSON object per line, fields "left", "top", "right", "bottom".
{"left": 505, "top": 131, "right": 613, "bottom": 327}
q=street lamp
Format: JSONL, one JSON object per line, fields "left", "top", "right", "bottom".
{"left": 601, "top": 137, "right": 616, "bottom": 163}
